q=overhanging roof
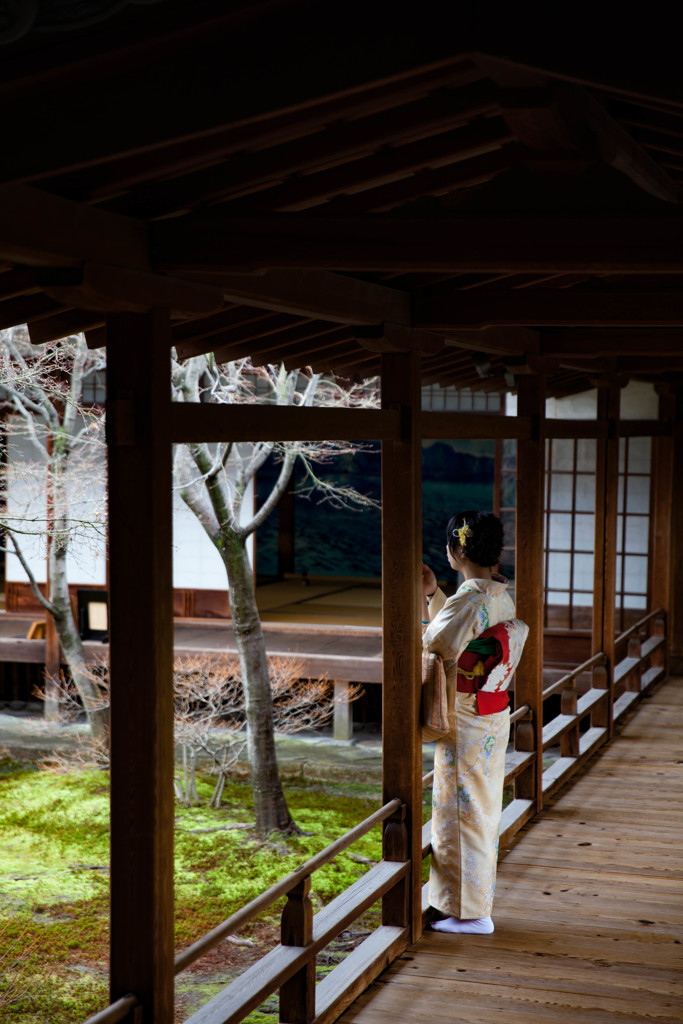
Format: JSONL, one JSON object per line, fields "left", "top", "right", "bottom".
{"left": 1, "top": 2, "right": 682, "bottom": 398}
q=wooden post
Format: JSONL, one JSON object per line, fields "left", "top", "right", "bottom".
{"left": 333, "top": 680, "right": 353, "bottom": 741}
{"left": 514, "top": 374, "right": 545, "bottom": 811}
{"left": 651, "top": 388, "right": 682, "bottom": 674}
{"left": 592, "top": 385, "right": 620, "bottom": 737}
{"left": 280, "top": 876, "right": 315, "bottom": 1024}
{"left": 107, "top": 310, "right": 174, "bottom": 1024}
{"left": 560, "top": 681, "right": 579, "bottom": 758}
{"left": 380, "top": 350, "right": 422, "bottom": 942}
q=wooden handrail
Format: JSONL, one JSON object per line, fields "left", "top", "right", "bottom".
{"left": 174, "top": 796, "right": 402, "bottom": 974}
{"left": 83, "top": 994, "right": 139, "bottom": 1024}
{"left": 615, "top": 607, "right": 665, "bottom": 646}
{"left": 510, "top": 702, "right": 531, "bottom": 724}
{"left": 542, "top": 652, "right": 606, "bottom": 701}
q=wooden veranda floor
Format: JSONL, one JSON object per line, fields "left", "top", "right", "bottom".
{"left": 339, "top": 677, "right": 683, "bottom": 1024}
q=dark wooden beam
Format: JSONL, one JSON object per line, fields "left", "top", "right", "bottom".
{"left": 591, "top": 385, "right": 620, "bottom": 738}
{"left": 420, "top": 411, "right": 531, "bottom": 439}
{"left": 484, "top": 66, "right": 683, "bottom": 203}
{"left": 152, "top": 214, "right": 683, "bottom": 274}
{"left": 354, "top": 323, "right": 445, "bottom": 354}
{"left": 440, "top": 327, "right": 540, "bottom": 356}
{"left": 194, "top": 270, "right": 411, "bottom": 327}
{"left": 541, "top": 330, "right": 683, "bottom": 356}
{"left": 42, "top": 262, "right": 225, "bottom": 316}
{"left": 0, "top": 293, "right": 61, "bottom": 329}
{"left": 514, "top": 373, "right": 545, "bottom": 810}
{"left": 107, "top": 309, "right": 174, "bottom": 1020}
{"left": 28, "top": 310, "right": 106, "bottom": 344}
{"left": 414, "top": 290, "right": 683, "bottom": 327}
{"left": 380, "top": 348, "right": 423, "bottom": 942}
{"left": 170, "top": 404, "right": 401, "bottom": 443}
{"left": 0, "top": 184, "right": 147, "bottom": 269}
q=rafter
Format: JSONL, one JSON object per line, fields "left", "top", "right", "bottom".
{"left": 103, "top": 81, "right": 499, "bottom": 218}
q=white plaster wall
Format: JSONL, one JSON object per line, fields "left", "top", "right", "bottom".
{"left": 172, "top": 475, "right": 255, "bottom": 590}
{"left": 4, "top": 416, "right": 254, "bottom": 594}
{"left": 4, "top": 418, "right": 107, "bottom": 586}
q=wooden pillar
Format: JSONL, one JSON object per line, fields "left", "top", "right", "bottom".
{"left": 380, "top": 350, "right": 422, "bottom": 942}
{"left": 514, "top": 375, "right": 545, "bottom": 811}
{"left": 592, "top": 385, "right": 620, "bottom": 736}
{"left": 107, "top": 310, "right": 174, "bottom": 1024}
{"left": 651, "top": 389, "right": 682, "bottom": 674}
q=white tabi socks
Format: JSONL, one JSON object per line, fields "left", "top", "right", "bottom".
{"left": 430, "top": 915, "right": 494, "bottom": 934}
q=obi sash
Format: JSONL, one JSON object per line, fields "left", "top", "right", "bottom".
{"left": 456, "top": 618, "right": 529, "bottom": 715}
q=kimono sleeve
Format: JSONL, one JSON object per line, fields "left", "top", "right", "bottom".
{"left": 422, "top": 589, "right": 489, "bottom": 663}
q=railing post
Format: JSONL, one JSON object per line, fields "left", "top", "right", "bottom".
{"left": 382, "top": 803, "right": 409, "bottom": 928}
{"left": 514, "top": 374, "right": 545, "bottom": 811}
{"left": 514, "top": 712, "right": 536, "bottom": 802}
{"left": 280, "top": 876, "right": 315, "bottom": 1024}
{"left": 626, "top": 635, "right": 642, "bottom": 692}
{"left": 591, "top": 662, "right": 610, "bottom": 730}
{"left": 560, "top": 680, "right": 579, "bottom": 758}
{"left": 653, "top": 614, "right": 667, "bottom": 676}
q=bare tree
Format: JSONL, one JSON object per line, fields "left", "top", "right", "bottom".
{"left": 42, "top": 653, "right": 362, "bottom": 813}
{"left": 0, "top": 327, "right": 108, "bottom": 748}
{"left": 171, "top": 355, "right": 378, "bottom": 834}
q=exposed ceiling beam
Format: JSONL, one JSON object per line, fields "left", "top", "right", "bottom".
{"left": 0, "top": 184, "right": 148, "bottom": 269}
{"left": 476, "top": 54, "right": 683, "bottom": 203}
{"left": 152, "top": 214, "right": 683, "bottom": 274}
{"left": 41, "top": 262, "right": 224, "bottom": 316}
{"left": 200, "top": 269, "right": 411, "bottom": 326}
{"left": 413, "top": 290, "right": 683, "bottom": 327}
{"left": 540, "top": 329, "right": 683, "bottom": 356}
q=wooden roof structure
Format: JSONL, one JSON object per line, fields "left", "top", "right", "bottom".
{"left": 2, "top": 2, "right": 683, "bottom": 396}
{"left": 2, "top": 6, "right": 682, "bottom": 1024}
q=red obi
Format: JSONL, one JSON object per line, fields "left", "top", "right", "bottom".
{"left": 455, "top": 619, "right": 529, "bottom": 715}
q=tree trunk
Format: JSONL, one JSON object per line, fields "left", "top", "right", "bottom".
{"left": 49, "top": 516, "right": 109, "bottom": 750}
{"left": 222, "top": 532, "right": 297, "bottom": 835}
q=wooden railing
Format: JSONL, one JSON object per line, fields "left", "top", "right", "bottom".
{"left": 418, "top": 607, "right": 668, "bottom": 922}
{"left": 86, "top": 609, "right": 667, "bottom": 1024}
{"left": 181, "top": 797, "right": 409, "bottom": 1024}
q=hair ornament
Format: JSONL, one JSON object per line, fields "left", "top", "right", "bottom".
{"left": 456, "top": 522, "right": 472, "bottom": 548}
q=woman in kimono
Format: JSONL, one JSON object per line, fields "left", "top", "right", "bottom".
{"left": 422, "top": 510, "right": 524, "bottom": 935}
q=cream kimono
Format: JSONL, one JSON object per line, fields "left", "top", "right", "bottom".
{"left": 423, "top": 576, "right": 515, "bottom": 919}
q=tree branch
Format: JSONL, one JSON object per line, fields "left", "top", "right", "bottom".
{"left": 4, "top": 530, "right": 56, "bottom": 616}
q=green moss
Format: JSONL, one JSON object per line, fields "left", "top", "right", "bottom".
{"left": 0, "top": 764, "right": 433, "bottom": 1023}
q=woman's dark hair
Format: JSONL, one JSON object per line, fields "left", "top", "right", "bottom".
{"left": 446, "top": 510, "right": 504, "bottom": 568}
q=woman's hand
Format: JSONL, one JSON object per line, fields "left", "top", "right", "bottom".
{"left": 422, "top": 562, "right": 437, "bottom": 597}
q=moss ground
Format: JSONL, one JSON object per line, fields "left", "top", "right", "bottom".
{"left": 0, "top": 757, "right": 431, "bottom": 1024}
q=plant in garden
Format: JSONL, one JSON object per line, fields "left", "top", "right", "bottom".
{"left": 0, "top": 327, "right": 108, "bottom": 747}
{"left": 172, "top": 355, "right": 379, "bottom": 834}
{"left": 41, "top": 653, "right": 362, "bottom": 809}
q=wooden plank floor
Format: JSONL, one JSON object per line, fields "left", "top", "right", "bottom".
{"left": 339, "top": 677, "right": 683, "bottom": 1024}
